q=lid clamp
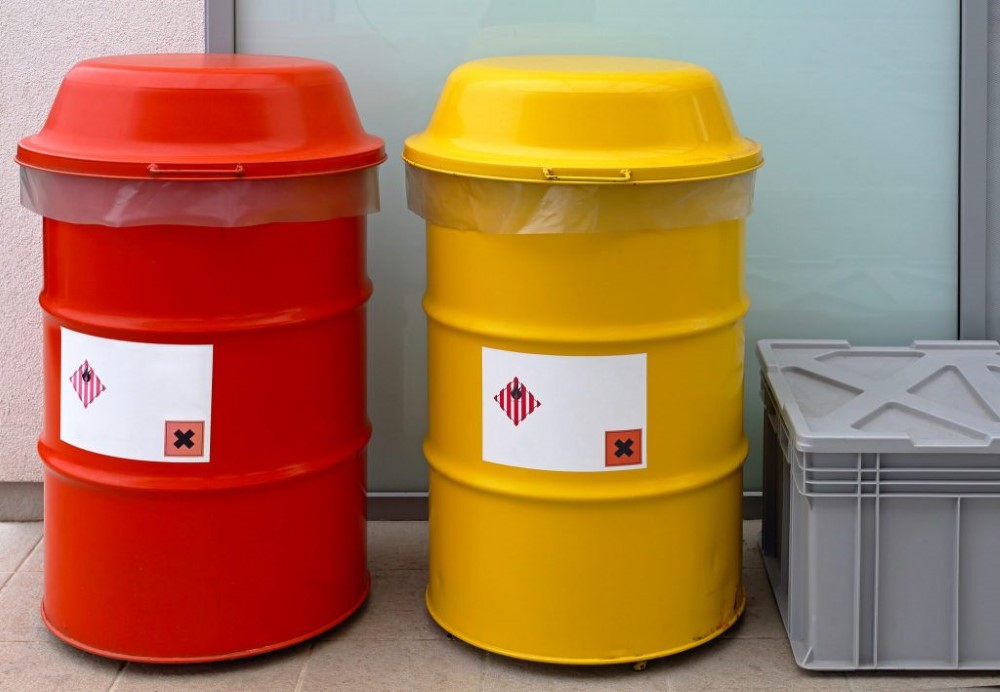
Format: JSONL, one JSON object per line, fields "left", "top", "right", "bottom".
{"left": 541, "top": 167, "right": 632, "bottom": 183}
{"left": 147, "top": 163, "right": 246, "bottom": 178}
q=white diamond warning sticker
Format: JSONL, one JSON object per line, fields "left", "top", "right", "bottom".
{"left": 493, "top": 377, "right": 541, "bottom": 426}
{"left": 69, "top": 360, "right": 106, "bottom": 409}
{"left": 60, "top": 328, "right": 213, "bottom": 463}
{"left": 482, "top": 347, "right": 647, "bottom": 473}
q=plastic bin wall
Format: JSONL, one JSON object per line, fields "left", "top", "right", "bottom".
{"left": 17, "top": 54, "right": 385, "bottom": 663}
{"left": 759, "top": 339, "right": 1000, "bottom": 670}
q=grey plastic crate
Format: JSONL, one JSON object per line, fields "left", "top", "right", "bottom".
{"left": 758, "top": 339, "right": 1000, "bottom": 671}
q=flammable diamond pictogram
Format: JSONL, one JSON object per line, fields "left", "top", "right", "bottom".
{"left": 69, "top": 360, "right": 106, "bottom": 409}
{"left": 493, "top": 376, "right": 541, "bottom": 427}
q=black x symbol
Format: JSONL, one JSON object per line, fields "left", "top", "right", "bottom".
{"left": 173, "top": 429, "right": 195, "bottom": 449}
{"left": 614, "top": 438, "right": 634, "bottom": 458}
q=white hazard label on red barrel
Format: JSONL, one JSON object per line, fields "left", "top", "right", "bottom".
{"left": 60, "top": 327, "right": 213, "bottom": 463}
{"left": 482, "top": 347, "right": 647, "bottom": 472}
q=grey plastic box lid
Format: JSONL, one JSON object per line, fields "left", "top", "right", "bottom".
{"left": 757, "top": 340, "right": 1000, "bottom": 454}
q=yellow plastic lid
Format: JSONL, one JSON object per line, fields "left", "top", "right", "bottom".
{"left": 403, "top": 55, "right": 762, "bottom": 184}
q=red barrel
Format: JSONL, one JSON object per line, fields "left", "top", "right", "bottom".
{"left": 16, "top": 55, "right": 384, "bottom": 662}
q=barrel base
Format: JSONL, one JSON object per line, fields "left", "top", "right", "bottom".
{"left": 425, "top": 587, "right": 746, "bottom": 666}
{"left": 40, "top": 573, "right": 370, "bottom": 664}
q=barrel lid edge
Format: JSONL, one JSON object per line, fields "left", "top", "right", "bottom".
{"left": 401, "top": 149, "right": 763, "bottom": 184}
{"left": 16, "top": 145, "right": 387, "bottom": 180}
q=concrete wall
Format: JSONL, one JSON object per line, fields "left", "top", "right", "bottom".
{"left": 0, "top": 0, "right": 205, "bottom": 483}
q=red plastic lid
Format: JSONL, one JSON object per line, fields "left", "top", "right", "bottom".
{"left": 16, "top": 54, "right": 385, "bottom": 180}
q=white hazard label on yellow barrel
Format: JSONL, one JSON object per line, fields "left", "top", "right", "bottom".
{"left": 482, "top": 347, "right": 647, "bottom": 472}
{"left": 60, "top": 327, "right": 213, "bottom": 463}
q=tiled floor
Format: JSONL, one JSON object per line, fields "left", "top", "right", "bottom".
{"left": 1, "top": 521, "right": 998, "bottom": 691}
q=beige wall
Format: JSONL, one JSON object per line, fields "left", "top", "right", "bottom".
{"left": 0, "top": 0, "right": 205, "bottom": 482}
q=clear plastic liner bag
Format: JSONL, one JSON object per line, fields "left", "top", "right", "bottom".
{"left": 20, "top": 167, "right": 379, "bottom": 227}
{"left": 405, "top": 166, "right": 755, "bottom": 234}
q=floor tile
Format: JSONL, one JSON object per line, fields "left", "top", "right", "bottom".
{"left": 663, "top": 636, "right": 850, "bottom": 690}
{"left": 0, "top": 571, "right": 50, "bottom": 643}
{"left": 722, "top": 547, "right": 786, "bottom": 640}
{"left": 115, "top": 641, "right": 309, "bottom": 692}
{"left": 0, "top": 519, "right": 988, "bottom": 691}
{"left": 846, "top": 671, "right": 1000, "bottom": 691}
{"left": 482, "top": 653, "right": 668, "bottom": 691}
{"left": 322, "top": 569, "right": 444, "bottom": 642}
{"left": 19, "top": 537, "right": 43, "bottom": 573}
{"left": 0, "top": 641, "right": 120, "bottom": 692}
{"left": 301, "top": 637, "right": 484, "bottom": 692}
{"left": 368, "top": 521, "right": 427, "bottom": 572}
{"left": 0, "top": 523, "right": 42, "bottom": 573}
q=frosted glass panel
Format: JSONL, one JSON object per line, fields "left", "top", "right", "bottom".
{"left": 236, "top": 1, "right": 959, "bottom": 492}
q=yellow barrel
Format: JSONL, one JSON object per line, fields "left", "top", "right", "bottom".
{"left": 404, "top": 56, "right": 762, "bottom": 665}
